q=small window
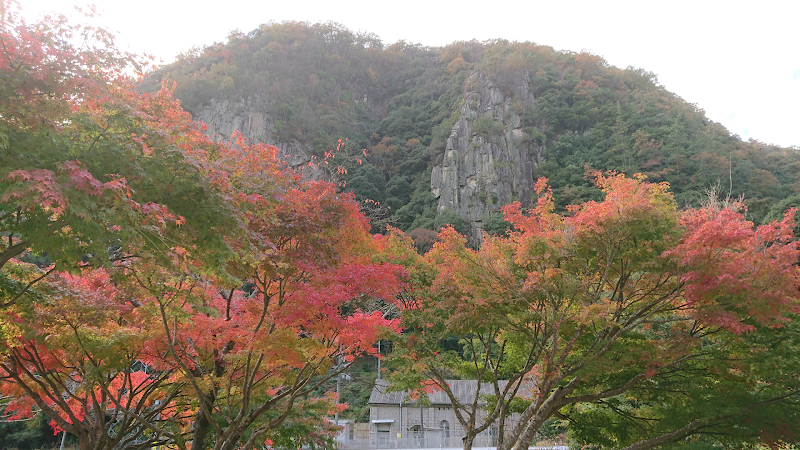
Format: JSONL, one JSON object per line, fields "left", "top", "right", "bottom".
{"left": 441, "top": 420, "right": 450, "bottom": 437}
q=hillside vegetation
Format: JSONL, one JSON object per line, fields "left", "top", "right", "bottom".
{"left": 145, "top": 21, "right": 800, "bottom": 234}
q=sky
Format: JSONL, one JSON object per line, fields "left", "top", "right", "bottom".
{"left": 22, "top": 0, "right": 800, "bottom": 148}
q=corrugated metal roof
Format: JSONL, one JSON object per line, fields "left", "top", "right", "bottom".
{"left": 369, "top": 379, "right": 510, "bottom": 406}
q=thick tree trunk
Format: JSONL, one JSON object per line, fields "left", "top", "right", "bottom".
{"left": 192, "top": 400, "right": 214, "bottom": 450}
{"left": 503, "top": 379, "right": 581, "bottom": 450}
{"left": 510, "top": 398, "right": 569, "bottom": 450}
{"left": 77, "top": 430, "right": 103, "bottom": 450}
{"left": 195, "top": 356, "right": 226, "bottom": 450}
{"left": 511, "top": 420, "right": 541, "bottom": 450}
{"left": 462, "top": 432, "right": 476, "bottom": 450}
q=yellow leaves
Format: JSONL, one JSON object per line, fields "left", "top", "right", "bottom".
{"left": 0, "top": 306, "right": 25, "bottom": 352}
{"left": 574, "top": 299, "right": 616, "bottom": 327}
{"left": 446, "top": 55, "right": 468, "bottom": 74}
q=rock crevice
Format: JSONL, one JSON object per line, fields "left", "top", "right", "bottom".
{"left": 431, "top": 71, "right": 543, "bottom": 240}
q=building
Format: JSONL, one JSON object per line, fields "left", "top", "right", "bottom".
{"left": 361, "top": 379, "right": 523, "bottom": 449}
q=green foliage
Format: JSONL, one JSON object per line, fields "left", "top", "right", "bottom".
{"left": 148, "top": 23, "right": 800, "bottom": 235}
{"left": 0, "top": 413, "right": 64, "bottom": 449}
{"left": 481, "top": 212, "right": 510, "bottom": 237}
{"left": 394, "top": 173, "right": 438, "bottom": 232}
{"left": 384, "top": 175, "right": 412, "bottom": 212}
{"left": 345, "top": 163, "right": 385, "bottom": 203}
{"left": 566, "top": 320, "right": 800, "bottom": 449}
{"left": 433, "top": 208, "right": 469, "bottom": 236}
{"left": 337, "top": 361, "right": 382, "bottom": 422}
{"left": 473, "top": 115, "right": 504, "bottom": 139}
{"left": 763, "top": 193, "right": 800, "bottom": 237}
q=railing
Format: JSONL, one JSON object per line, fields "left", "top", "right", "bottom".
{"left": 335, "top": 436, "right": 568, "bottom": 450}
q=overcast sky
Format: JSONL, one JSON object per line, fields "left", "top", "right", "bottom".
{"left": 22, "top": 0, "right": 800, "bottom": 148}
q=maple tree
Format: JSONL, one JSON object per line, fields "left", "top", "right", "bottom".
{"left": 2, "top": 4, "right": 407, "bottom": 449}
{"left": 125, "top": 134, "right": 408, "bottom": 450}
{"left": 0, "top": 8, "right": 230, "bottom": 444}
{"left": 0, "top": 30, "right": 221, "bottom": 442}
{"left": 0, "top": 268, "right": 191, "bottom": 450}
{"left": 0, "top": 0, "right": 229, "bottom": 306}
{"left": 389, "top": 174, "right": 800, "bottom": 450}
{"left": 383, "top": 227, "right": 531, "bottom": 450}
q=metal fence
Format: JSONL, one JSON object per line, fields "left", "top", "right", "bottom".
{"left": 336, "top": 434, "right": 568, "bottom": 450}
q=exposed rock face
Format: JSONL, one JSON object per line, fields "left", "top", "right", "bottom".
{"left": 194, "top": 97, "right": 312, "bottom": 167}
{"left": 194, "top": 72, "right": 544, "bottom": 241}
{"left": 431, "top": 71, "right": 543, "bottom": 241}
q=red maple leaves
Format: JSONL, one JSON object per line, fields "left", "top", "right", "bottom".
{"left": 670, "top": 206, "right": 800, "bottom": 333}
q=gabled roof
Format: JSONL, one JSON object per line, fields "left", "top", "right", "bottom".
{"left": 369, "top": 379, "right": 510, "bottom": 406}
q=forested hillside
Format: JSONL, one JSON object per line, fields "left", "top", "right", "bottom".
{"left": 145, "top": 21, "right": 800, "bottom": 239}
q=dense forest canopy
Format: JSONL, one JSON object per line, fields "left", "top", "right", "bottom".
{"left": 144, "top": 21, "right": 800, "bottom": 236}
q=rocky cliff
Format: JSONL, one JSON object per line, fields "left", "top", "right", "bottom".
{"left": 195, "top": 70, "right": 546, "bottom": 241}
{"left": 194, "top": 97, "right": 313, "bottom": 167}
{"left": 431, "top": 71, "right": 543, "bottom": 240}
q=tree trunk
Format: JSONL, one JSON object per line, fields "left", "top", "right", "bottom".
{"left": 192, "top": 401, "right": 214, "bottom": 450}
{"left": 462, "top": 432, "right": 476, "bottom": 450}
{"left": 77, "top": 430, "right": 102, "bottom": 450}
{"left": 195, "top": 356, "right": 226, "bottom": 450}
{"left": 511, "top": 420, "right": 540, "bottom": 450}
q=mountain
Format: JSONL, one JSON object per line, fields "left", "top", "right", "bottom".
{"left": 143, "top": 21, "right": 800, "bottom": 240}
